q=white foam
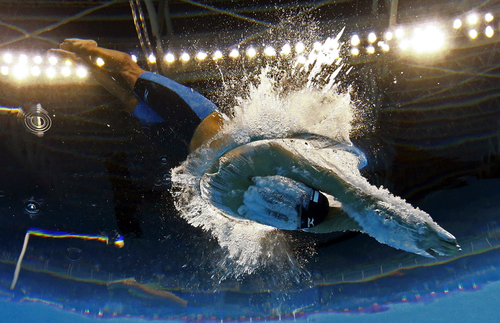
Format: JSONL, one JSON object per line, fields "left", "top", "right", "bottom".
{"left": 170, "top": 30, "right": 457, "bottom": 279}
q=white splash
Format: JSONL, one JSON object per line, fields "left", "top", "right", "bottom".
{"left": 171, "top": 30, "right": 354, "bottom": 279}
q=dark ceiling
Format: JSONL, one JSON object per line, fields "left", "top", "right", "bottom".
{"left": 0, "top": 0, "right": 488, "bottom": 54}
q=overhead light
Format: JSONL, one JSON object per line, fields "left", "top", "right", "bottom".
{"left": 264, "top": 46, "right": 276, "bottom": 56}
{"left": 46, "top": 67, "right": 56, "bottom": 78}
{"left": 467, "top": 13, "right": 478, "bottom": 25}
{"left": 3, "top": 53, "right": 13, "bottom": 64}
{"left": 246, "top": 47, "right": 257, "bottom": 58}
{"left": 350, "top": 47, "right": 360, "bottom": 56}
{"left": 368, "top": 32, "right": 377, "bottom": 43}
{"left": 196, "top": 51, "right": 207, "bottom": 60}
{"left": 295, "top": 42, "right": 305, "bottom": 54}
{"left": 19, "top": 54, "right": 28, "bottom": 64}
{"left": 61, "top": 66, "right": 71, "bottom": 77}
{"left": 485, "top": 26, "right": 494, "bottom": 38}
{"left": 95, "top": 57, "right": 105, "bottom": 66}
{"left": 33, "top": 55, "right": 43, "bottom": 65}
{"left": 1, "top": 65, "right": 9, "bottom": 75}
{"left": 212, "top": 50, "right": 223, "bottom": 60}
{"left": 469, "top": 29, "right": 478, "bottom": 39}
{"left": 76, "top": 66, "right": 87, "bottom": 78}
{"left": 296, "top": 55, "right": 306, "bottom": 64}
{"left": 31, "top": 66, "right": 41, "bottom": 77}
{"left": 395, "top": 28, "right": 404, "bottom": 38}
{"left": 485, "top": 13, "right": 494, "bottom": 23}
{"left": 453, "top": 19, "right": 462, "bottom": 29}
{"left": 180, "top": 52, "right": 190, "bottom": 62}
{"left": 148, "top": 54, "right": 156, "bottom": 64}
{"left": 384, "top": 31, "right": 393, "bottom": 41}
{"left": 411, "top": 25, "right": 446, "bottom": 53}
{"left": 350, "top": 34, "right": 360, "bottom": 46}
{"left": 366, "top": 46, "right": 375, "bottom": 54}
{"left": 280, "top": 44, "right": 291, "bottom": 55}
{"left": 164, "top": 53, "right": 175, "bottom": 63}
{"left": 48, "top": 56, "right": 58, "bottom": 65}
{"left": 229, "top": 49, "right": 239, "bottom": 58}
{"left": 131, "top": 54, "right": 138, "bottom": 62}
{"left": 13, "top": 64, "right": 28, "bottom": 79}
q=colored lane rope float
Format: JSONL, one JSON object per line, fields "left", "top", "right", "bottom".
{"left": 10, "top": 228, "right": 124, "bottom": 290}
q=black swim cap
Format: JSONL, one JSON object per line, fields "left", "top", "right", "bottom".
{"left": 298, "top": 189, "right": 329, "bottom": 229}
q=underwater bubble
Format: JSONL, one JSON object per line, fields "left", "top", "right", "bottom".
{"left": 162, "top": 173, "right": 171, "bottom": 186}
{"left": 24, "top": 199, "right": 41, "bottom": 216}
{"left": 160, "top": 156, "right": 168, "bottom": 165}
{"left": 0, "top": 190, "right": 5, "bottom": 198}
{"left": 66, "top": 247, "right": 83, "bottom": 262}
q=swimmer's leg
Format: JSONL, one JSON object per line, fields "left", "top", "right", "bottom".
{"left": 57, "top": 39, "right": 224, "bottom": 149}
{"left": 59, "top": 38, "right": 145, "bottom": 89}
{"left": 50, "top": 47, "right": 139, "bottom": 113}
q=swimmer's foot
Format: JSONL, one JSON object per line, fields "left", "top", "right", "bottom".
{"left": 60, "top": 38, "right": 98, "bottom": 56}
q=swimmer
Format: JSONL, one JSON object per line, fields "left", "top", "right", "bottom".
{"left": 53, "top": 39, "right": 460, "bottom": 258}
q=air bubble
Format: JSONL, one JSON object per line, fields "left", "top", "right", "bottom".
{"left": 24, "top": 200, "right": 40, "bottom": 214}
{"left": 160, "top": 157, "right": 168, "bottom": 165}
{"left": 24, "top": 197, "right": 43, "bottom": 219}
{"left": 66, "top": 247, "right": 83, "bottom": 262}
{"left": 0, "top": 190, "right": 5, "bottom": 198}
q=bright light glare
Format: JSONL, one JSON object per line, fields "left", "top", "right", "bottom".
{"left": 281, "top": 44, "right": 291, "bottom": 55}
{"left": 229, "top": 49, "right": 239, "bottom": 58}
{"left": 164, "top": 53, "right": 175, "bottom": 63}
{"left": 313, "top": 41, "right": 322, "bottom": 51}
{"left": 350, "top": 47, "right": 360, "bottom": 56}
{"left": 212, "top": 50, "right": 223, "bottom": 60}
{"left": 148, "top": 54, "right": 156, "bottom": 64}
{"left": 368, "top": 32, "right": 377, "bottom": 43}
{"left": 246, "top": 47, "right": 257, "bottom": 58}
{"left": 96, "top": 57, "right": 105, "bottom": 66}
{"left": 3, "top": 53, "right": 13, "bottom": 64}
{"left": 46, "top": 67, "right": 56, "bottom": 78}
{"left": 384, "top": 31, "right": 393, "bottom": 41}
{"left": 379, "top": 42, "right": 390, "bottom": 52}
{"left": 48, "top": 56, "right": 58, "bottom": 65}
{"left": 395, "top": 28, "right": 404, "bottom": 38}
{"left": 33, "top": 55, "right": 43, "bottom": 64}
{"left": 485, "top": 13, "right": 494, "bottom": 22}
{"left": 296, "top": 55, "right": 306, "bottom": 64}
{"left": 1, "top": 66, "right": 9, "bottom": 75}
{"left": 196, "top": 51, "right": 207, "bottom": 60}
{"left": 399, "top": 39, "right": 410, "bottom": 51}
{"left": 453, "top": 19, "right": 462, "bottom": 29}
{"left": 31, "top": 66, "right": 41, "bottom": 77}
{"left": 485, "top": 26, "right": 494, "bottom": 38}
{"left": 181, "top": 53, "right": 190, "bottom": 62}
{"left": 295, "top": 42, "right": 305, "bottom": 53}
{"left": 13, "top": 64, "right": 28, "bottom": 79}
{"left": 469, "top": 29, "right": 478, "bottom": 39}
{"left": 264, "top": 46, "right": 276, "bottom": 56}
{"left": 131, "top": 54, "right": 138, "bottom": 62}
{"left": 467, "top": 13, "right": 478, "bottom": 25}
{"left": 350, "top": 34, "right": 360, "bottom": 46}
{"left": 76, "top": 67, "right": 87, "bottom": 78}
{"left": 411, "top": 25, "right": 445, "bottom": 53}
{"left": 19, "top": 54, "right": 28, "bottom": 64}
{"left": 61, "top": 66, "right": 71, "bottom": 77}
